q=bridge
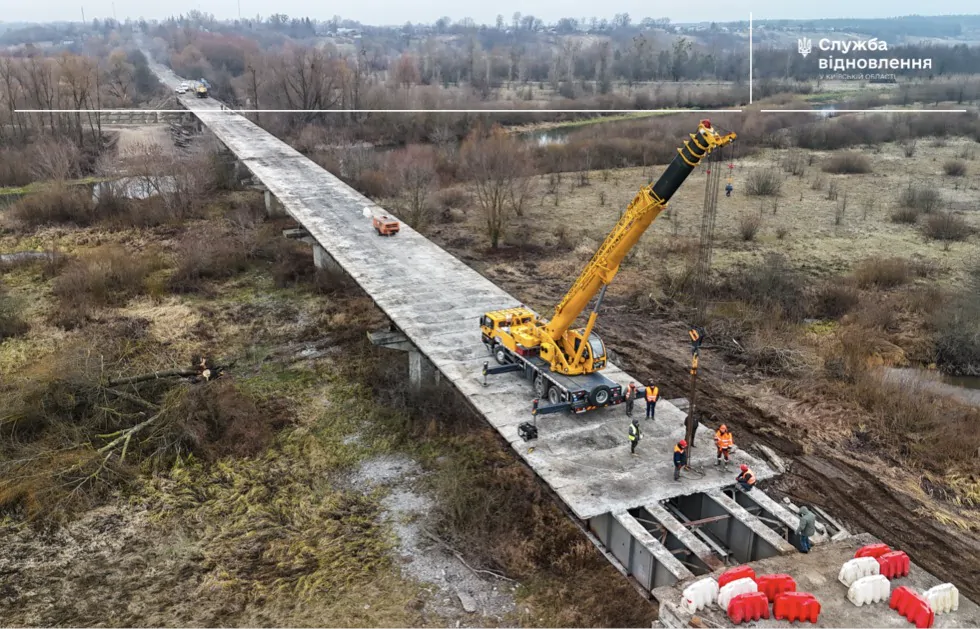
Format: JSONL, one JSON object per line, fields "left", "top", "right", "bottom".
{"left": 143, "top": 62, "right": 980, "bottom": 626}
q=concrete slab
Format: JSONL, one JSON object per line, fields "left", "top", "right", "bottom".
{"left": 150, "top": 62, "right": 777, "bottom": 522}
{"left": 653, "top": 533, "right": 980, "bottom": 628}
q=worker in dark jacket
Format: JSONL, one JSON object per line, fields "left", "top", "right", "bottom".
{"left": 736, "top": 464, "right": 756, "bottom": 492}
{"left": 628, "top": 418, "right": 641, "bottom": 456}
{"left": 796, "top": 506, "right": 817, "bottom": 553}
{"left": 625, "top": 382, "right": 638, "bottom": 418}
{"left": 673, "top": 439, "right": 688, "bottom": 481}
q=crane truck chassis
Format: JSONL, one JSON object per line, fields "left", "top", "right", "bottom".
{"left": 480, "top": 119, "right": 736, "bottom": 416}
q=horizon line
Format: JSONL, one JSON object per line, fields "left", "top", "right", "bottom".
{"left": 16, "top": 108, "right": 745, "bottom": 114}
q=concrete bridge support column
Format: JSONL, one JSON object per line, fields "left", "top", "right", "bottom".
{"left": 312, "top": 243, "right": 343, "bottom": 274}
{"left": 265, "top": 190, "right": 288, "bottom": 218}
{"left": 367, "top": 327, "right": 441, "bottom": 392}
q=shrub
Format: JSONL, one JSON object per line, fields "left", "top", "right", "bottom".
{"left": 716, "top": 254, "right": 808, "bottom": 321}
{"left": 811, "top": 283, "right": 861, "bottom": 319}
{"left": 745, "top": 169, "right": 783, "bottom": 196}
{"left": 890, "top": 206, "right": 920, "bottom": 224}
{"left": 0, "top": 290, "right": 28, "bottom": 339}
{"left": 351, "top": 169, "right": 389, "bottom": 199}
{"left": 738, "top": 214, "right": 762, "bottom": 241}
{"left": 853, "top": 257, "right": 910, "bottom": 289}
{"left": 898, "top": 185, "right": 942, "bottom": 214}
{"left": 942, "top": 159, "right": 967, "bottom": 177}
{"left": 822, "top": 152, "right": 872, "bottom": 174}
{"left": 434, "top": 188, "right": 470, "bottom": 210}
{"left": 922, "top": 212, "right": 973, "bottom": 243}
{"left": 934, "top": 263, "right": 980, "bottom": 375}
{"left": 8, "top": 186, "right": 96, "bottom": 227}
{"left": 52, "top": 247, "right": 157, "bottom": 309}
{"left": 168, "top": 232, "right": 252, "bottom": 293}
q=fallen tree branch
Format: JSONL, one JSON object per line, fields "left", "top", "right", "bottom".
{"left": 96, "top": 410, "right": 165, "bottom": 462}
{"left": 106, "top": 369, "right": 198, "bottom": 387}
{"left": 423, "top": 530, "right": 516, "bottom": 583}
{"left": 103, "top": 388, "right": 161, "bottom": 412}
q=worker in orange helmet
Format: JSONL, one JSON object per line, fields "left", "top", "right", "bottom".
{"left": 736, "top": 464, "right": 756, "bottom": 492}
{"left": 714, "top": 424, "right": 734, "bottom": 470}
{"left": 673, "top": 439, "right": 688, "bottom": 482}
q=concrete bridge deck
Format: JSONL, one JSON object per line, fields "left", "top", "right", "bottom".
{"left": 145, "top": 60, "right": 847, "bottom": 599}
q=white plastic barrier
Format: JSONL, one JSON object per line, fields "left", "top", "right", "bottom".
{"left": 839, "top": 557, "right": 881, "bottom": 587}
{"left": 924, "top": 583, "right": 960, "bottom": 614}
{"left": 847, "top": 574, "right": 890, "bottom": 606}
{"left": 717, "top": 577, "right": 759, "bottom": 611}
{"left": 681, "top": 577, "right": 719, "bottom": 614}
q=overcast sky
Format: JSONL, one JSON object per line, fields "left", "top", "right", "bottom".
{"left": 7, "top": 0, "right": 980, "bottom": 27}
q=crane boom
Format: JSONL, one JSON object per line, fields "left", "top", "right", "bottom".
{"left": 480, "top": 119, "right": 736, "bottom": 394}
{"left": 545, "top": 119, "right": 736, "bottom": 341}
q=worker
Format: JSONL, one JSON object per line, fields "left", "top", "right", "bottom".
{"left": 714, "top": 424, "right": 733, "bottom": 468}
{"left": 673, "top": 439, "right": 688, "bottom": 481}
{"left": 628, "top": 418, "right": 641, "bottom": 456}
{"left": 736, "top": 464, "right": 756, "bottom": 492}
{"left": 644, "top": 384, "right": 660, "bottom": 420}
{"left": 796, "top": 506, "right": 817, "bottom": 553}
{"left": 725, "top": 182, "right": 734, "bottom": 197}
{"left": 625, "top": 382, "right": 638, "bottom": 418}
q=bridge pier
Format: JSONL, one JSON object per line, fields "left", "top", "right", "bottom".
{"left": 265, "top": 190, "right": 288, "bottom": 218}
{"left": 367, "top": 327, "right": 441, "bottom": 392}
{"left": 312, "top": 243, "right": 343, "bottom": 274}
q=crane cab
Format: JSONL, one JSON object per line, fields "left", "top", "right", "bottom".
{"left": 480, "top": 307, "right": 540, "bottom": 361}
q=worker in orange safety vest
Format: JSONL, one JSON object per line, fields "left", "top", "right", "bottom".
{"left": 644, "top": 385, "right": 659, "bottom": 420}
{"left": 736, "top": 464, "right": 756, "bottom": 492}
{"left": 714, "top": 424, "right": 734, "bottom": 469}
{"left": 673, "top": 439, "right": 688, "bottom": 481}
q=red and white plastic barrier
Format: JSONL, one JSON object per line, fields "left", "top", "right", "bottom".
{"left": 773, "top": 591, "right": 821, "bottom": 623}
{"left": 877, "top": 550, "right": 911, "bottom": 579}
{"left": 681, "top": 577, "right": 719, "bottom": 614}
{"left": 727, "top": 592, "right": 770, "bottom": 624}
{"left": 854, "top": 543, "right": 891, "bottom": 559}
{"left": 756, "top": 573, "right": 796, "bottom": 601}
{"left": 890, "top": 586, "right": 935, "bottom": 629}
{"left": 718, "top": 578, "right": 758, "bottom": 611}
{"left": 717, "top": 565, "right": 756, "bottom": 589}
{"left": 847, "top": 574, "right": 890, "bottom": 607}
{"left": 839, "top": 556, "right": 881, "bottom": 587}
{"left": 924, "top": 583, "right": 959, "bottom": 615}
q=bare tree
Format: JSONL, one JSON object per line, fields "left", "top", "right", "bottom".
{"left": 460, "top": 127, "right": 529, "bottom": 248}
{"left": 391, "top": 145, "right": 437, "bottom": 229}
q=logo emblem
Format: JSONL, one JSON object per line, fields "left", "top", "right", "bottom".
{"left": 798, "top": 38, "right": 813, "bottom": 58}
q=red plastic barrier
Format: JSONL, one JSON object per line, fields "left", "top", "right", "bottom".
{"left": 728, "top": 592, "right": 770, "bottom": 624}
{"left": 718, "top": 565, "right": 757, "bottom": 589}
{"left": 756, "top": 574, "right": 797, "bottom": 601}
{"left": 890, "top": 586, "right": 935, "bottom": 629}
{"left": 878, "top": 550, "right": 912, "bottom": 579}
{"left": 774, "top": 592, "right": 821, "bottom": 624}
{"left": 855, "top": 543, "right": 892, "bottom": 559}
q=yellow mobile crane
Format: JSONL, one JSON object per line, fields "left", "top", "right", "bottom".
{"left": 480, "top": 119, "right": 736, "bottom": 415}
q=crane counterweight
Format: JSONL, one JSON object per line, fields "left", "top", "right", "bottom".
{"left": 480, "top": 119, "right": 736, "bottom": 414}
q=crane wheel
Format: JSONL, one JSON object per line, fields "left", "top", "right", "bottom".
{"left": 547, "top": 386, "right": 562, "bottom": 405}
{"left": 493, "top": 345, "right": 509, "bottom": 365}
{"left": 589, "top": 385, "right": 611, "bottom": 407}
{"left": 533, "top": 374, "right": 548, "bottom": 398}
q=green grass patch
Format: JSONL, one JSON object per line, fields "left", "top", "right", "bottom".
{"left": 0, "top": 176, "right": 109, "bottom": 197}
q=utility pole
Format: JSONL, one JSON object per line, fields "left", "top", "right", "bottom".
{"left": 81, "top": 6, "right": 86, "bottom": 23}
{"left": 111, "top": 2, "right": 117, "bottom": 21}
{"left": 237, "top": 0, "right": 241, "bottom": 20}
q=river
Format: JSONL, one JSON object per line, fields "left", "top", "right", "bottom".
{"left": 884, "top": 368, "right": 980, "bottom": 407}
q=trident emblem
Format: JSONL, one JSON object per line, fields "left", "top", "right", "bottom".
{"left": 798, "top": 38, "right": 813, "bottom": 58}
